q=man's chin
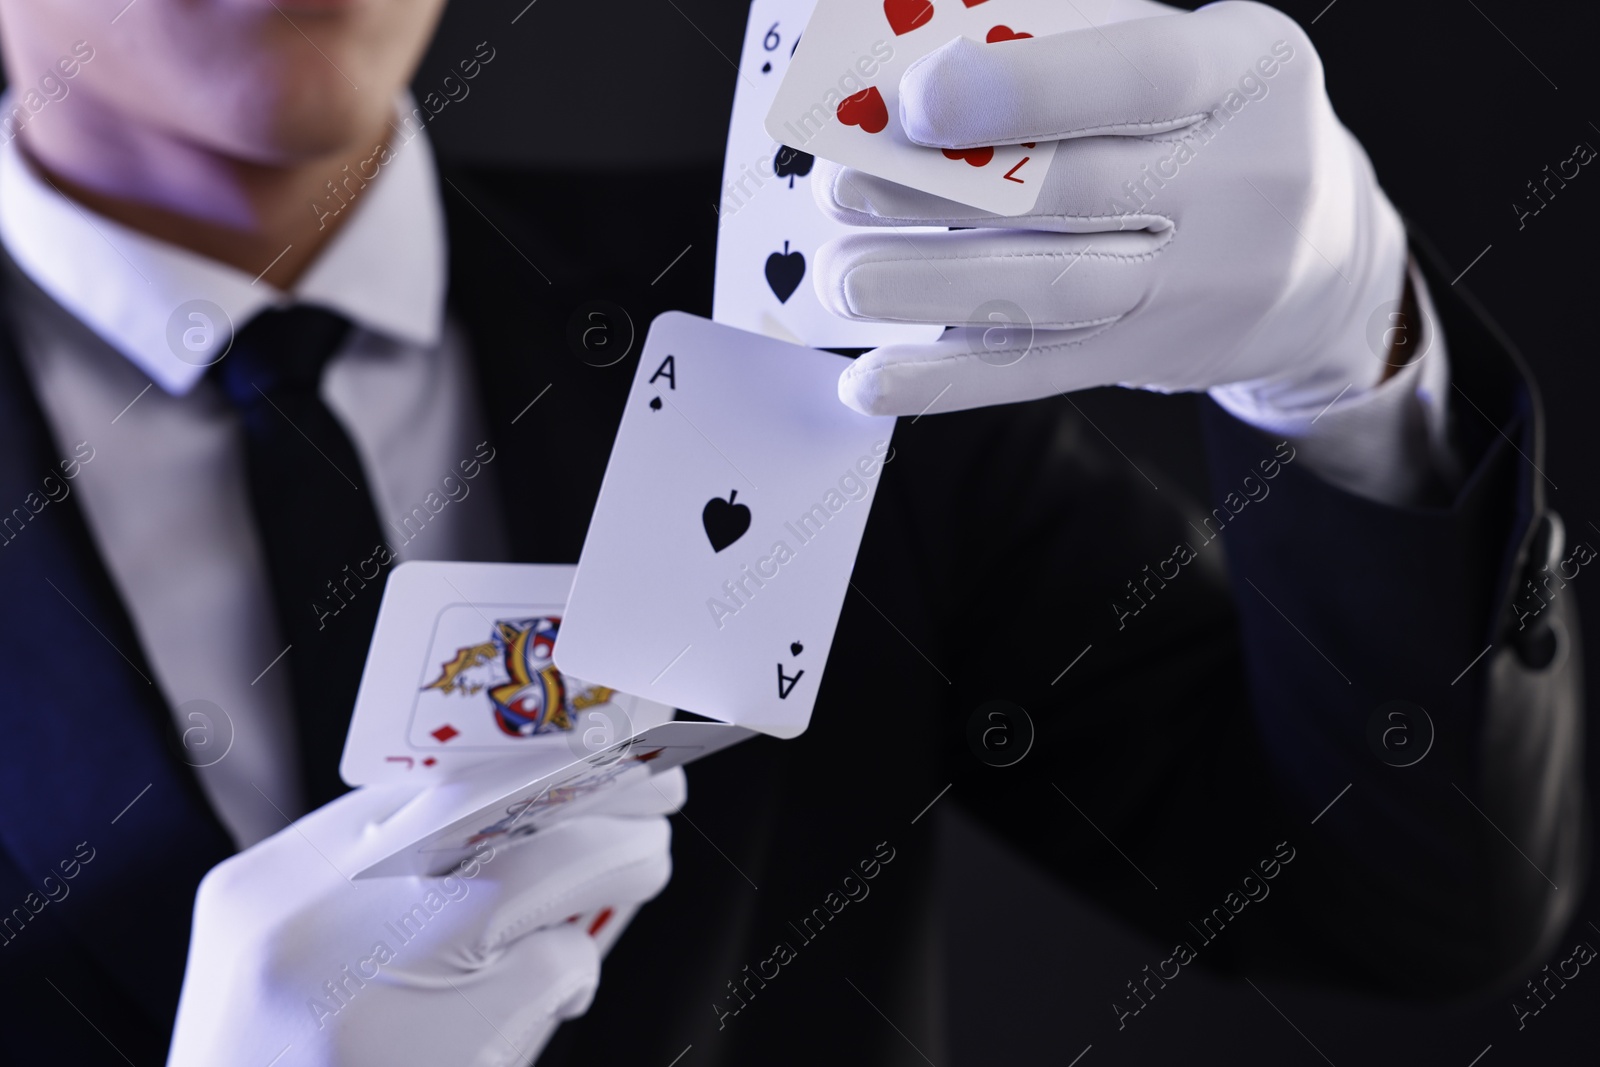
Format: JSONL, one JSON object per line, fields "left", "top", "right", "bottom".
{"left": 227, "top": 0, "right": 373, "bottom": 14}
{"left": 218, "top": 88, "right": 391, "bottom": 167}
{"left": 263, "top": 113, "right": 388, "bottom": 166}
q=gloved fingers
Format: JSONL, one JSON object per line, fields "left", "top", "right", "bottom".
{"left": 195, "top": 783, "right": 426, "bottom": 917}
{"left": 472, "top": 922, "right": 601, "bottom": 1022}
{"left": 263, "top": 809, "right": 672, "bottom": 987}
{"left": 462, "top": 815, "right": 672, "bottom": 964}
{"left": 899, "top": 2, "right": 1304, "bottom": 149}
{"left": 281, "top": 783, "right": 428, "bottom": 849}
{"left": 450, "top": 926, "right": 601, "bottom": 1067}
{"left": 838, "top": 326, "right": 1139, "bottom": 417}
{"left": 325, "top": 923, "right": 600, "bottom": 1067}
{"left": 582, "top": 766, "right": 687, "bottom": 818}
{"left": 813, "top": 144, "right": 1177, "bottom": 233}
{"left": 814, "top": 228, "right": 1161, "bottom": 330}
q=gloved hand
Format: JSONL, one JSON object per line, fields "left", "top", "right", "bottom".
{"left": 815, "top": 0, "right": 1407, "bottom": 426}
{"left": 166, "top": 769, "right": 685, "bottom": 1067}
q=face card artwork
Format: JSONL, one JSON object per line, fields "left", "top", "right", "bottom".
{"left": 341, "top": 562, "right": 675, "bottom": 787}
{"left": 765, "top": 0, "right": 1126, "bottom": 215}
{"left": 713, "top": 0, "right": 944, "bottom": 347}
{"left": 408, "top": 609, "right": 616, "bottom": 748}
{"left": 555, "top": 313, "right": 896, "bottom": 738}
{"left": 353, "top": 720, "right": 755, "bottom": 879}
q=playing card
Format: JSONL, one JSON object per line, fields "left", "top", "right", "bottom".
{"left": 555, "top": 312, "right": 896, "bottom": 738}
{"left": 353, "top": 720, "right": 755, "bottom": 878}
{"left": 767, "top": 0, "right": 1118, "bottom": 215}
{"left": 341, "top": 561, "right": 676, "bottom": 786}
{"left": 714, "top": 0, "right": 943, "bottom": 347}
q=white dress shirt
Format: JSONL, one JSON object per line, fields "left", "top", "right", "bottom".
{"left": 0, "top": 110, "right": 506, "bottom": 848}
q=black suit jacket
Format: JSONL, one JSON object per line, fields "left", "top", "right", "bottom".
{"left": 0, "top": 159, "right": 1584, "bottom": 1065}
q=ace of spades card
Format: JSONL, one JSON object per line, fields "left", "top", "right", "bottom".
{"left": 712, "top": 0, "right": 943, "bottom": 348}
{"left": 556, "top": 313, "right": 896, "bottom": 738}
{"left": 767, "top": 0, "right": 1128, "bottom": 215}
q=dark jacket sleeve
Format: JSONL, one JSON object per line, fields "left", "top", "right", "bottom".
{"left": 1191, "top": 236, "right": 1586, "bottom": 994}
{"left": 939, "top": 234, "right": 1584, "bottom": 1001}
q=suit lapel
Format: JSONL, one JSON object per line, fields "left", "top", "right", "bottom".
{"left": 0, "top": 299, "right": 234, "bottom": 1028}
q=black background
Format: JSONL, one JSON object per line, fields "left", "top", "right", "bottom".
{"left": 417, "top": 1, "right": 1597, "bottom": 1063}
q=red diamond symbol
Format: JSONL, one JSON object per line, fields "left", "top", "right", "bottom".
{"left": 431, "top": 725, "right": 459, "bottom": 744}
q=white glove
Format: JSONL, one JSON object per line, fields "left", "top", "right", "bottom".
{"left": 815, "top": 0, "right": 1407, "bottom": 428}
{"left": 166, "top": 770, "right": 685, "bottom": 1067}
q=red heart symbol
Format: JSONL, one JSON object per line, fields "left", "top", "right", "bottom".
{"left": 838, "top": 87, "right": 890, "bottom": 135}
{"left": 883, "top": 0, "right": 934, "bottom": 36}
{"left": 985, "top": 24, "right": 1032, "bottom": 43}
{"left": 942, "top": 146, "right": 994, "bottom": 167}
{"left": 962, "top": 0, "right": 991, "bottom": 6}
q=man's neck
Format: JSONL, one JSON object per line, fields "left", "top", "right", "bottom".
{"left": 15, "top": 105, "right": 394, "bottom": 291}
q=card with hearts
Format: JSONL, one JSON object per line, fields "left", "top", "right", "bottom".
{"left": 766, "top": 0, "right": 1115, "bottom": 215}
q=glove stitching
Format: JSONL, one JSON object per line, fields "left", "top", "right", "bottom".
{"left": 936, "top": 111, "right": 1213, "bottom": 150}
{"left": 842, "top": 212, "right": 1172, "bottom": 229}
{"left": 826, "top": 166, "right": 1123, "bottom": 228}
{"left": 483, "top": 972, "right": 596, "bottom": 1067}
{"left": 843, "top": 249, "right": 1163, "bottom": 273}
{"left": 838, "top": 251, "right": 1155, "bottom": 323}
{"left": 823, "top": 142, "right": 1182, "bottom": 229}
{"left": 847, "top": 309, "right": 1122, "bottom": 329}
{"left": 481, "top": 853, "right": 661, "bottom": 954}
{"left": 826, "top": 164, "right": 1175, "bottom": 229}
{"left": 894, "top": 250, "right": 1159, "bottom": 263}
{"left": 840, "top": 322, "right": 1120, "bottom": 378}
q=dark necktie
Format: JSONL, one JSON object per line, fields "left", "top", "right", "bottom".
{"left": 213, "top": 305, "right": 388, "bottom": 809}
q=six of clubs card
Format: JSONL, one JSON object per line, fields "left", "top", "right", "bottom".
{"left": 556, "top": 313, "right": 896, "bottom": 738}
{"left": 713, "top": 0, "right": 942, "bottom": 348}
{"left": 767, "top": 0, "right": 1122, "bottom": 215}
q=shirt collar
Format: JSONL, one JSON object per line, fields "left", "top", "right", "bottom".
{"left": 0, "top": 94, "right": 446, "bottom": 396}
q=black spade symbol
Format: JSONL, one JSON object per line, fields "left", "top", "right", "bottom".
{"left": 702, "top": 490, "right": 751, "bottom": 553}
{"left": 774, "top": 145, "right": 814, "bottom": 187}
{"left": 649, "top": 396, "right": 662, "bottom": 410}
{"left": 762, "top": 61, "right": 771, "bottom": 73}
{"left": 765, "top": 241, "right": 805, "bottom": 304}
{"left": 790, "top": 641, "right": 803, "bottom": 656}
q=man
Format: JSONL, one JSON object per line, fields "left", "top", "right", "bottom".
{"left": 0, "top": 1, "right": 1583, "bottom": 1065}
